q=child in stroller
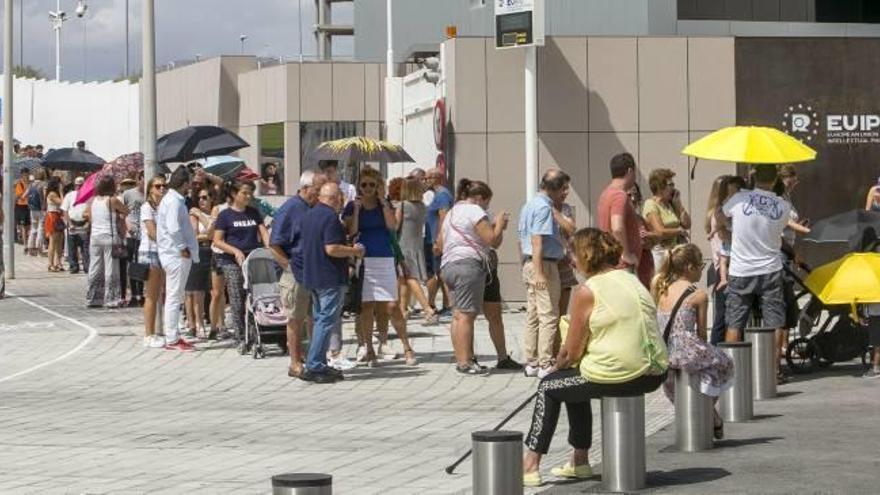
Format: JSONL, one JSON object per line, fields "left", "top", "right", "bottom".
{"left": 241, "top": 248, "right": 288, "bottom": 358}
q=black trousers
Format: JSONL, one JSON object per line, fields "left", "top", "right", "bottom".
{"left": 711, "top": 286, "right": 727, "bottom": 345}
{"left": 124, "top": 238, "right": 143, "bottom": 300}
{"left": 524, "top": 368, "right": 666, "bottom": 454}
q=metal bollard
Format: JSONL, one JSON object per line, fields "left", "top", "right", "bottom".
{"left": 674, "top": 369, "right": 714, "bottom": 452}
{"left": 601, "top": 395, "right": 646, "bottom": 492}
{"left": 472, "top": 430, "right": 523, "bottom": 495}
{"left": 745, "top": 327, "right": 777, "bottom": 400}
{"left": 271, "top": 473, "right": 332, "bottom": 495}
{"left": 718, "top": 342, "right": 753, "bottom": 422}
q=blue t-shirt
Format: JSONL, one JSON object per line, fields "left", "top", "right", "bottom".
{"left": 269, "top": 194, "right": 310, "bottom": 282}
{"left": 343, "top": 202, "right": 393, "bottom": 258}
{"left": 302, "top": 203, "right": 348, "bottom": 290}
{"left": 215, "top": 206, "right": 264, "bottom": 264}
{"left": 426, "top": 186, "right": 454, "bottom": 242}
{"left": 517, "top": 193, "right": 564, "bottom": 260}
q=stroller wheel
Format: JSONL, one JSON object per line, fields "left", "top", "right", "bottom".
{"left": 786, "top": 337, "right": 817, "bottom": 374}
{"left": 238, "top": 341, "right": 249, "bottom": 356}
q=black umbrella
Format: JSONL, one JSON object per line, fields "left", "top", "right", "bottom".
{"left": 41, "top": 148, "right": 106, "bottom": 173}
{"left": 157, "top": 125, "right": 249, "bottom": 164}
{"left": 803, "top": 209, "right": 880, "bottom": 250}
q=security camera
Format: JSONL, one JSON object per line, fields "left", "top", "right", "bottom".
{"left": 75, "top": 1, "right": 87, "bottom": 18}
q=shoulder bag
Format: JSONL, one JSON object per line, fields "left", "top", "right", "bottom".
{"left": 108, "top": 199, "right": 128, "bottom": 259}
{"left": 663, "top": 284, "right": 697, "bottom": 344}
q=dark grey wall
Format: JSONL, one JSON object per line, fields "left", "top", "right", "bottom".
{"left": 678, "top": 0, "right": 815, "bottom": 22}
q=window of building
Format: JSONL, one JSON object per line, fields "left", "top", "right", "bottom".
{"left": 258, "top": 123, "right": 285, "bottom": 196}
{"left": 300, "top": 122, "right": 366, "bottom": 185}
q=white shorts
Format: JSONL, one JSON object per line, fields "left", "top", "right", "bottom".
{"left": 361, "top": 257, "right": 399, "bottom": 302}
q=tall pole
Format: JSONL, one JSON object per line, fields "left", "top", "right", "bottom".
{"left": 124, "top": 0, "right": 129, "bottom": 77}
{"left": 18, "top": 0, "right": 22, "bottom": 66}
{"left": 4, "top": 0, "right": 16, "bottom": 279}
{"left": 54, "top": 0, "right": 62, "bottom": 81}
{"left": 525, "top": 45, "right": 537, "bottom": 201}
{"left": 298, "top": 0, "right": 304, "bottom": 63}
{"left": 142, "top": 0, "right": 158, "bottom": 182}
{"left": 386, "top": 0, "right": 393, "bottom": 80}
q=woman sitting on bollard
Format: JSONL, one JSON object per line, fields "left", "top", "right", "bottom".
{"left": 652, "top": 243, "right": 734, "bottom": 439}
{"left": 522, "top": 228, "right": 668, "bottom": 487}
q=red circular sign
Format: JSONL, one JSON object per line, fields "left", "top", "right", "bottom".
{"left": 433, "top": 99, "right": 446, "bottom": 151}
{"left": 436, "top": 153, "right": 447, "bottom": 178}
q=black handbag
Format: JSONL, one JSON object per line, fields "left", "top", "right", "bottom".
{"left": 343, "top": 260, "right": 364, "bottom": 315}
{"left": 108, "top": 201, "right": 127, "bottom": 259}
{"left": 128, "top": 260, "right": 150, "bottom": 282}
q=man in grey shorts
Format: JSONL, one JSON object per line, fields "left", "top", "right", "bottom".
{"left": 722, "top": 164, "right": 791, "bottom": 381}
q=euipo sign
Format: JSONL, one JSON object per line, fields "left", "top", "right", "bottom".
{"left": 783, "top": 102, "right": 880, "bottom": 145}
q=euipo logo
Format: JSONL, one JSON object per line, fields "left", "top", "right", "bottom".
{"left": 782, "top": 103, "right": 820, "bottom": 142}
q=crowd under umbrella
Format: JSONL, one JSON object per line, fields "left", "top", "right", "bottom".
{"left": 41, "top": 147, "right": 106, "bottom": 173}
{"left": 309, "top": 136, "right": 415, "bottom": 164}
{"left": 681, "top": 125, "right": 817, "bottom": 178}
{"left": 804, "top": 209, "right": 880, "bottom": 251}
{"left": 157, "top": 125, "right": 249, "bottom": 164}
{"left": 9, "top": 156, "right": 44, "bottom": 175}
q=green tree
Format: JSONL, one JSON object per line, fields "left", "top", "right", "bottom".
{"left": 13, "top": 65, "right": 46, "bottom": 79}
{"left": 113, "top": 71, "right": 142, "bottom": 84}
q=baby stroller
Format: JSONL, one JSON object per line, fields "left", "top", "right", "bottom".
{"left": 241, "top": 248, "right": 289, "bottom": 359}
{"left": 784, "top": 264, "right": 872, "bottom": 374}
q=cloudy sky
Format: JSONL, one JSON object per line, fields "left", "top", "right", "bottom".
{"left": 2, "top": 0, "right": 354, "bottom": 81}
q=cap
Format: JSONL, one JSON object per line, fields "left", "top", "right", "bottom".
{"left": 120, "top": 177, "right": 137, "bottom": 186}
{"left": 74, "top": 177, "right": 85, "bottom": 185}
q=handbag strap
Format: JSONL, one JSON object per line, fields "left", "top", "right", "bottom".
{"left": 107, "top": 198, "right": 117, "bottom": 245}
{"left": 663, "top": 284, "right": 697, "bottom": 344}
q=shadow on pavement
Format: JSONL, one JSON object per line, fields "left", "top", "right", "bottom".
{"left": 774, "top": 390, "right": 803, "bottom": 398}
{"left": 750, "top": 413, "right": 784, "bottom": 421}
{"left": 713, "top": 436, "right": 784, "bottom": 449}
{"left": 647, "top": 467, "right": 731, "bottom": 488}
{"left": 342, "top": 367, "right": 429, "bottom": 381}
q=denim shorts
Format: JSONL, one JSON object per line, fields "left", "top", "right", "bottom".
{"left": 139, "top": 252, "right": 161, "bottom": 269}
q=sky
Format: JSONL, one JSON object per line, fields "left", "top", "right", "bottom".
{"left": 2, "top": 0, "right": 354, "bottom": 82}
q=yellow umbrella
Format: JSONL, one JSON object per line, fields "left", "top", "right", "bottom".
{"left": 805, "top": 253, "right": 880, "bottom": 321}
{"left": 682, "top": 126, "right": 817, "bottom": 178}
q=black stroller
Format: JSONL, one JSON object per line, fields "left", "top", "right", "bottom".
{"left": 784, "top": 264, "right": 873, "bottom": 374}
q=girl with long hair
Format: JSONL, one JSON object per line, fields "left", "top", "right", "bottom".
{"left": 140, "top": 175, "right": 167, "bottom": 347}
{"left": 44, "top": 176, "right": 65, "bottom": 272}
{"left": 651, "top": 243, "right": 734, "bottom": 439}
{"left": 185, "top": 186, "right": 216, "bottom": 339}
{"left": 705, "top": 175, "right": 740, "bottom": 344}
{"left": 395, "top": 177, "right": 440, "bottom": 325}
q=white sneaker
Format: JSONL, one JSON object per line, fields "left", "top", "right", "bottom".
{"left": 524, "top": 363, "right": 540, "bottom": 377}
{"left": 143, "top": 336, "right": 151, "bottom": 348}
{"left": 378, "top": 343, "right": 397, "bottom": 360}
{"left": 148, "top": 335, "right": 166, "bottom": 348}
{"left": 537, "top": 366, "right": 555, "bottom": 379}
{"left": 356, "top": 345, "right": 368, "bottom": 363}
{"left": 329, "top": 356, "right": 356, "bottom": 371}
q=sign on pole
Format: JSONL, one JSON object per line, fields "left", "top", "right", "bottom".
{"left": 495, "top": 0, "right": 544, "bottom": 49}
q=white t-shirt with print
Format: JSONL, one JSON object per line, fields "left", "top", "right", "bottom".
{"left": 722, "top": 188, "right": 791, "bottom": 278}
{"left": 440, "top": 202, "right": 489, "bottom": 269}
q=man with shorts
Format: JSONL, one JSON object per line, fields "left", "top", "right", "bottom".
{"left": 425, "top": 168, "right": 453, "bottom": 313}
{"left": 270, "top": 170, "right": 327, "bottom": 378}
{"left": 723, "top": 164, "right": 791, "bottom": 384}
{"left": 14, "top": 168, "right": 31, "bottom": 245}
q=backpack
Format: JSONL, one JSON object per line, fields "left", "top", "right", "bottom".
{"left": 26, "top": 183, "right": 43, "bottom": 211}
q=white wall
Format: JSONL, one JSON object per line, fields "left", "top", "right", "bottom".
{"left": 0, "top": 76, "right": 139, "bottom": 161}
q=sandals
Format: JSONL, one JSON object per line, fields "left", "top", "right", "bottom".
{"left": 404, "top": 350, "right": 418, "bottom": 366}
{"left": 422, "top": 312, "right": 440, "bottom": 326}
{"left": 714, "top": 422, "right": 724, "bottom": 440}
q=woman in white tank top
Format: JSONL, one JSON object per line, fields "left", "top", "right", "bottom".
{"left": 84, "top": 175, "right": 129, "bottom": 308}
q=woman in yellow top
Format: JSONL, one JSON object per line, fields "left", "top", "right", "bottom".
{"left": 643, "top": 168, "right": 691, "bottom": 270}
{"left": 522, "top": 228, "right": 668, "bottom": 488}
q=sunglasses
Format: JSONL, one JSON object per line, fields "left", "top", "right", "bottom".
{"left": 360, "top": 182, "right": 377, "bottom": 188}
{"left": 153, "top": 184, "right": 167, "bottom": 190}
{"left": 199, "top": 195, "right": 210, "bottom": 200}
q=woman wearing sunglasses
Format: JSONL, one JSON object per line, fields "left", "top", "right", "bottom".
{"left": 343, "top": 166, "right": 417, "bottom": 367}
{"left": 184, "top": 187, "right": 216, "bottom": 339}
{"left": 140, "top": 176, "right": 167, "bottom": 348}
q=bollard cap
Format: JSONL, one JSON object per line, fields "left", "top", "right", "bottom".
{"left": 718, "top": 342, "right": 752, "bottom": 348}
{"left": 472, "top": 430, "right": 523, "bottom": 442}
{"left": 272, "top": 473, "right": 332, "bottom": 488}
{"left": 744, "top": 327, "right": 776, "bottom": 333}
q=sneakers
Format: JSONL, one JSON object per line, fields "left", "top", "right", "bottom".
{"left": 550, "top": 462, "right": 593, "bottom": 479}
{"left": 456, "top": 362, "right": 490, "bottom": 376}
{"left": 863, "top": 368, "right": 880, "bottom": 379}
{"left": 356, "top": 345, "right": 369, "bottom": 363}
{"left": 164, "top": 338, "right": 195, "bottom": 351}
{"left": 496, "top": 355, "right": 523, "bottom": 370}
{"left": 143, "top": 336, "right": 151, "bottom": 348}
{"left": 523, "top": 471, "right": 543, "bottom": 487}
{"left": 300, "top": 370, "right": 338, "bottom": 384}
{"left": 378, "top": 343, "right": 397, "bottom": 360}
{"left": 422, "top": 312, "right": 441, "bottom": 326}
{"left": 537, "top": 366, "right": 556, "bottom": 380}
{"left": 145, "top": 335, "right": 166, "bottom": 348}
{"left": 180, "top": 330, "right": 196, "bottom": 340}
{"left": 524, "top": 363, "right": 540, "bottom": 377}
{"left": 328, "top": 356, "right": 356, "bottom": 371}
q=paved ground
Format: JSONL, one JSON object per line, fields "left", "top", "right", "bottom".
{"left": 2, "top": 248, "right": 875, "bottom": 494}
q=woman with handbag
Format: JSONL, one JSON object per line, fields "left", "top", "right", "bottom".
{"left": 84, "top": 175, "right": 129, "bottom": 308}
{"left": 185, "top": 187, "right": 216, "bottom": 339}
{"left": 652, "top": 243, "right": 734, "bottom": 439}
{"left": 343, "top": 166, "right": 417, "bottom": 367}
{"left": 44, "top": 176, "right": 65, "bottom": 272}
{"left": 140, "top": 176, "right": 167, "bottom": 348}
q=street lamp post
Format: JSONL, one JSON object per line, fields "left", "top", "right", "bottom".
{"left": 4, "top": 0, "right": 16, "bottom": 279}
{"left": 49, "top": 0, "right": 68, "bottom": 81}
{"left": 142, "top": 0, "right": 157, "bottom": 182}
{"left": 124, "top": 0, "right": 129, "bottom": 77}
{"left": 239, "top": 35, "right": 248, "bottom": 55}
